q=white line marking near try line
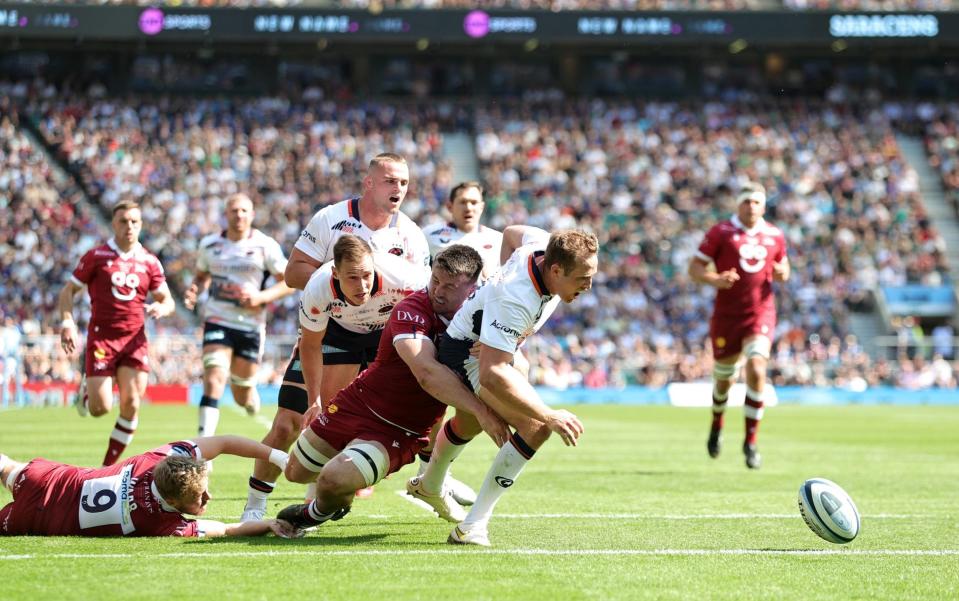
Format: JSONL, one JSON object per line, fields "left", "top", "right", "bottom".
{"left": 2, "top": 549, "right": 958, "bottom": 561}
{"left": 392, "top": 490, "right": 926, "bottom": 520}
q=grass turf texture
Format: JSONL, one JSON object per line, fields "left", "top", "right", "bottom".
{"left": 1, "top": 403, "right": 957, "bottom": 600}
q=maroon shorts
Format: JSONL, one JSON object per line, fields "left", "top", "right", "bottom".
{"left": 308, "top": 394, "right": 428, "bottom": 477}
{"left": 86, "top": 325, "right": 150, "bottom": 377}
{"left": 0, "top": 459, "right": 68, "bottom": 535}
{"left": 710, "top": 309, "right": 776, "bottom": 361}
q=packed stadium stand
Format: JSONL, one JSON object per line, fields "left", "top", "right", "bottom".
{"left": 2, "top": 71, "right": 955, "bottom": 390}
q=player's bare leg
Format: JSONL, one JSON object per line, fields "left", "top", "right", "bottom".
{"left": 709, "top": 358, "right": 738, "bottom": 459}
{"left": 741, "top": 335, "right": 771, "bottom": 470}
{"left": 198, "top": 344, "right": 230, "bottom": 437}
{"left": 243, "top": 404, "right": 304, "bottom": 521}
{"left": 229, "top": 355, "right": 260, "bottom": 417}
{"left": 102, "top": 366, "right": 146, "bottom": 466}
{"left": 85, "top": 375, "right": 115, "bottom": 417}
{"left": 279, "top": 435, "right": 386, "bottom": 531}
{"left": 449, "top": 387, "right": 553, "bottom": 546}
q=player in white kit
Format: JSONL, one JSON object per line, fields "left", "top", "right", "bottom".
{"left": 410, "top": 225, "right": 598, "bottom": 546}
{"left": 241, "top": 153, "right": 430, "bottom": 520}
{"left": 416, "top": 182, "right": 504, "bottom": 505}
{"left": 296, "top": 234, "right": 428, "bottom": 423}
{"left": 184, "top": 194, "right": 294, "bottom": 437}
{"left": 422, "top": 182, "right": 503, "bottom": 280}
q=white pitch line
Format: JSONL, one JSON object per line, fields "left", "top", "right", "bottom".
{"left": 2, "top": 549, "right": 958, "bottom": 561}
{"left": 393, "top": 491, "right": 926, "bottom": 520}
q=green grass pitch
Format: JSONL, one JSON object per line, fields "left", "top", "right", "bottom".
{"left": 1, "top": 403, "right": 957, "bottom": 600}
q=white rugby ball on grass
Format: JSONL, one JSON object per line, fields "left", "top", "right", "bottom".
{"left": 798, "top": 478, "right": 860, "bottom": 544}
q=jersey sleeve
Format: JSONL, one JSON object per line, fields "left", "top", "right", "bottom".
{"left": 71, "top": 248, "right": 97, "bottom": 286}
{"left": 390, "top": 295, "right": 433, "bottom": 344}
{"left": 774, "top": 231, "right": 787, "bottom": 263}
{"left": 148, "top": 256, "right": 166, "bottom": 292}
{"left": 695, "top": 225, "right": 723, "bottom": 263}
{"left": 377, "top": 253, "right": 429, "bottom": 292}
{"left": 408, "top": 229, "right": 432, "bottom": 269}
{"left": 478, "top": 293, "right": 534, "bottom": 354}
{"left": 294, "top": 209, "right": 334, "bottom": 262}
{"left": 520, "top": 227, "right": 550, "bottom": 248}
{"left": 298, "top": 268, "right": 333, "bottom": 332}
{"left": 265, "top": 238, "right": 289, "bottom": 276}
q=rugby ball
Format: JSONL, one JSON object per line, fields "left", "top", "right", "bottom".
{"left": 798, "top": 478, "right": 860, "bottom": 544}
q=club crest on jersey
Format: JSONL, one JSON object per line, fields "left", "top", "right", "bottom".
{"left": 387, "top": 247, "right": 404, "bottom": 256}
{"left": 327, "top": 403, "right": 338, "bottom": 414}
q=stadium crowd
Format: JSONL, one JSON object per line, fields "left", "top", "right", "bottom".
{"left": 2, "top": 80, "right": 957, "bottom": 391}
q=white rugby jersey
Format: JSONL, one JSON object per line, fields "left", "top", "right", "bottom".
{"left": 197, "top": 229, "right": 288, "bottom": 332}
{"left": 299, "top": 253, "right": 429, "bottom": 334}
{"left": 422, "top": 222, "right": 503, "bottom": 278}
{"left": 446, "top": 228, "right": 558, "bottom": 353}
{"left": 295, "top": 197, "right": 430, "bottom": 269}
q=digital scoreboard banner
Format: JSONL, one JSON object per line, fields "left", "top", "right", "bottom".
{"left": 0, "top": 5, "right": 954, "bottom": 45}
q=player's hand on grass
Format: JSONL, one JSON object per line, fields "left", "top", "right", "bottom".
{"left": 270, "top": 519, "right": 304, "bottom": 539}
{"left": 478, "top": 407, "right": 510, "bottom": 447}
{"left": 546, "top": 409, "right": 584, "bottom": 447}
{"left": 60, "top": 322, "right": 78, "bottom": 356}
{"left": 714, "top": 269, "right": 740, "bottom": 290}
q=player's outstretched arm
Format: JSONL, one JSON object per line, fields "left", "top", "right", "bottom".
{"left": 284, "top": 248, "right": 324, "bottom": 290}
{"left": 57, "top": 280, "right": 83, "bottom": 356}
{"left": 195, "top": 519, "right": 300, "bottom": 538}
{"left": 395, "top": 337, "right": 510, "bottom": 447}
{"left": 479, "top": 344, "right": 584, "bottom": 446}
{"left": 194, "top": 435, "right": 289, "bottom": 471}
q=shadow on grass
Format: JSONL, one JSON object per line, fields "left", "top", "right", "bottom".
{"left": 186, "top": 532, "right": 390, "bottom": 547}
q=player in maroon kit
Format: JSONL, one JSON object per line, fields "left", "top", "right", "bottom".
{"left": 0, "top": 435, "right": 296, "bottom": 537}
{"left": 688, "top": 183, "right": 790, "bottom": 469}
{"left": 57, "top": 201, "right": 176, "bottom": 466}
{"left": 276, "top": 245, "right": 509, "bottom": 531}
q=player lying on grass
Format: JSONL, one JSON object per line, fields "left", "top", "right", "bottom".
{"left": 0, "top": 435, "right": 297, "bottom": 538}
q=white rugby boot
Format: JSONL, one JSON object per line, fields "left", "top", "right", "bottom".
{"left": 406, "top": 476, "right": 467, "bottom": 523}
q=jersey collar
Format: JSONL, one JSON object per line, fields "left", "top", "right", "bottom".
{"left": 108, "top": 238, "right": 141, "bottom": 259}
{"left": 731, "top": 215, "right": 766, "bottom": 236}
{"left": 350, "top": 197, "right": 399, "bottom": 228}
{"left": 151, "top": 481, "right": 182, "bottom": 514}
{"left": 528, "top": 251, "right": 552, "bottom": 297}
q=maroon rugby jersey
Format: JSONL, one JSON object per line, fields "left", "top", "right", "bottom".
{"left": 695, "top": 216, "right": 787, "bottom": 318}
{"left": 71, "top": 239, "right": 165, "bottom": 330}
{"left": 338, "top": 289, "right": 448, "bottom": 435}
{"left": 6, "top": 441, "right": 202, "bottom": 537}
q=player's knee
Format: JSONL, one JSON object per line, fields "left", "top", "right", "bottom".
{"left": 284, "top": 458, "right": 312, "bottom": 484}
{"left": 341, "top": 443, "right": 389, "bottom": 488}
{"left": 270, "top": 416, "right": 300, "bottom": 447}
